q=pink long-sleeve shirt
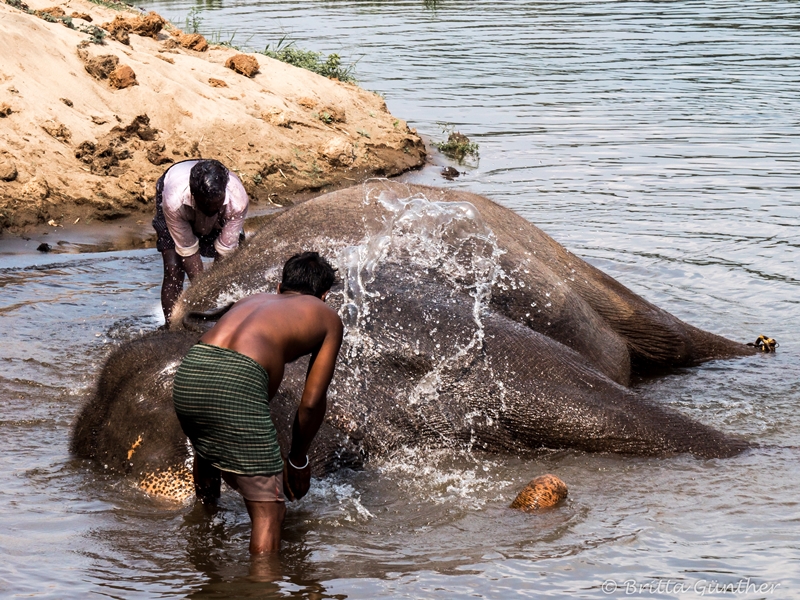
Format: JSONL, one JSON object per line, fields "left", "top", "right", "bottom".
{"left": 161, "top": 161, "right": 249, "bottom": 258}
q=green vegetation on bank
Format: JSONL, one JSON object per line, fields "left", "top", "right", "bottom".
{"left": 85, "top": 0, "right": 129, "bottom": 11}
{"left": 259, "top": 36, "right": 357, "bottom": 83}
{"left": 183, "top": 8, "right": 243, "bottom": 47}
{"left": 183, "top": 8, "right": 357, "bottom": 83}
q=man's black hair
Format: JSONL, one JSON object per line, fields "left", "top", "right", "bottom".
{"left": 189, "top": 159, "right": 228, "bottom": 214}
{"left": 281, "top": 252, "right": 337, "bottom": 298}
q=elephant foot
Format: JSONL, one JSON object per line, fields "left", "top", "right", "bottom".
{"left": 746, "top": 335, "right": 778, "bottom": 353}
{"left": 510, "top": 474, "right": 568, "bottom": 512}
{"left": 139, "top": 465, "right": 195, "bottom": 502}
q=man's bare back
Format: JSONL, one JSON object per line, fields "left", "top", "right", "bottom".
{"left": 200, "top": 291, "right": 342, "bottom": 400}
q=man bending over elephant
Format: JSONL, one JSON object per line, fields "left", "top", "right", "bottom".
{"left": 172, "top": 252, "right": 343, "bottom": 554}
{"left": 152, "top": 159, "right": 249, "bottom": 327}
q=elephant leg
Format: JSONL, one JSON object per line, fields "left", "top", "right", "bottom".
{"left": 192, "top": 453, "right": 221, "bottom": 505}
{"left": 475, "top": 315, "right": 750, "bottom": 458}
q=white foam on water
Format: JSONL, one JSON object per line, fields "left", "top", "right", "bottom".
{"left": 303, "top": 477, "right": 376, "bottom": 524}
{"left": 373, "top": 446, "right": 513, "bottom": 508}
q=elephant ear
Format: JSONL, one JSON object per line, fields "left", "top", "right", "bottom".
{"left": 181, "top": 302, "right": 235, "bottom": 332}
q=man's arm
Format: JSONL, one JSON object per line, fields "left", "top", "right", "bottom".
{"left": 285, "top": 314, "right": 343, "bottom": 499}
{"left": 214, "top": 174, "right": 249, "bottom": 262}
{"left": 213, "top": 213, "right": 246, "bottom": 262}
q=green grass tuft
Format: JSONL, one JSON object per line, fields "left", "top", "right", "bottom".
{"left": 80, "top": 23, "right": 106, "bottom": 44}
{"left": 259, "top": 36, "right": 357, "bottom": 83}
{"left": 435, "top": 127, "right": 479, "bottom": 162}
{"left": 185, "top": 7, "right": 201, "bottom": 34}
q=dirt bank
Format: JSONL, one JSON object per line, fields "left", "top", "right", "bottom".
{"left": 0, "top": 0, "right": 426, "bottom": 233}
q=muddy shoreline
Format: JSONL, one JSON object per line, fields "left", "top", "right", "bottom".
{"left": 0, "top": 0, "right": 427, "bottom": 236}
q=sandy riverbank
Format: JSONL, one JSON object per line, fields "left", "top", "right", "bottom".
{"left": 0, "top": 0, "right": 426, "bottom": 234}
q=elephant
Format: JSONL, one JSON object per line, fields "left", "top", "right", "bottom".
{"left": 71, "top": 181, "right": 756, "bottom": 502}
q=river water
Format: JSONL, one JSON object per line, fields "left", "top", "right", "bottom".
{"left": 1, "top": 1, "right": 798, "bottom": 597}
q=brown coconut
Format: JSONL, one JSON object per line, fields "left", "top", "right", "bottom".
{"left": 510, "top": 474, "right": 568, "bottom": 512}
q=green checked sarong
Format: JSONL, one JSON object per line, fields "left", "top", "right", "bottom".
{"left": 173, "top": 343, "right": 284, "bottom": 476}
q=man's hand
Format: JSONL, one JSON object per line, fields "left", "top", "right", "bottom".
{"left": 283, "top": 455, "right": 311, "bottom": 501}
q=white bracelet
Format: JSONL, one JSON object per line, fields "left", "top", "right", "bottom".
{"left": 288, "top": 455, "right": 309, "bottom": 470}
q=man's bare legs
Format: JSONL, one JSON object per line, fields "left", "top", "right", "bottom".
{"left": 161, "top": 249, "right": 208, "bottom": 327}
{"left": 192, "top": 455, "right": 284, "bottom": 554}
{"left": 245, "top": 500, "right": 286, "bottom": 554}
{"left": 161, "top": 248, "right": 185, "bottom": 327}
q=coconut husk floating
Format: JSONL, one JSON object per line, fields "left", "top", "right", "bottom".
{"left": 510, "top": 474, "right": 568, "bottom": 512}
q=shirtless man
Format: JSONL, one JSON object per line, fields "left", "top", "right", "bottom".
{"left": 172, "top": 252, "right": 343, "bottom": 554}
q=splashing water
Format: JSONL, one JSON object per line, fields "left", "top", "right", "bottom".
{"left": 374, "top": 447, "right": 514, "bottom": 508}
{"left": 338, "top": 180, "right": 504, "bottom": 341}
{"left": 303, "top": 478, "right": 376, "bottom": 524}
{"left": 333, "top": 180, "right": 506, "bottom": 411}
{"left": 213, "top": 267, "right": 282, "bottom": 308}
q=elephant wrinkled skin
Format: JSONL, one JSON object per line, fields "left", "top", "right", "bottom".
{"left": 71, "top": 181, "right": 755, "bottom": 500}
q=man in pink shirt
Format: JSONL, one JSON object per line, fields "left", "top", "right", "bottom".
{"left": 152, "top": 159, "right": 249, "bottom": 327}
